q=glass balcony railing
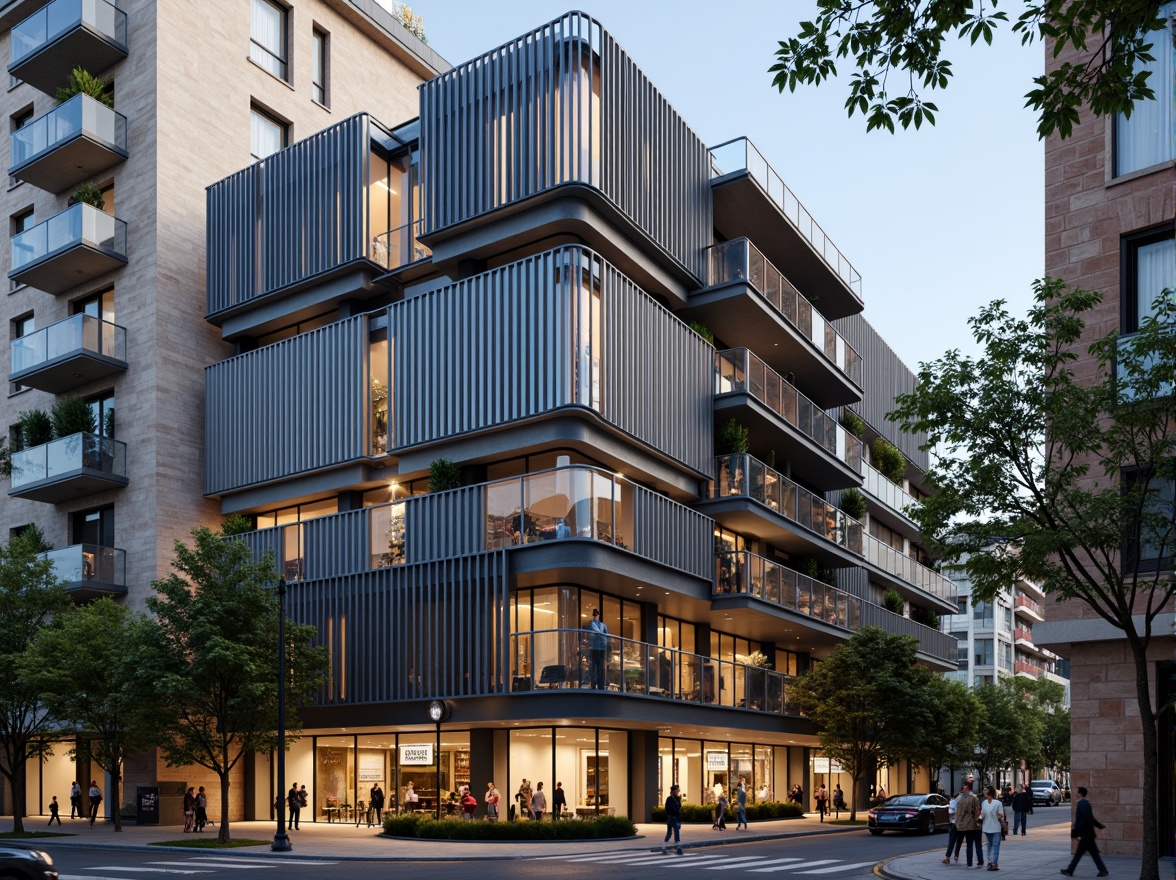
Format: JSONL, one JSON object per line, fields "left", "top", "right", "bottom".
{"left": 709, "top": 238, "right": 861, "bottom": 385}
{"left": 715, "top": 348, "right": 863, "bottom": 471}
{"left": 10, "top": 0, "right": 128, "bottom": 66}
{"left": 10, "top": 202, "right": 126, "bottom": 274}
{"left": 10, "top": 431, "right": 126, "bottom": 489}
{"left": 11, "top": 94, "right": 127, "bottom": 172}
{"left": 41, "top": 542, "right": 125, "bottom": 587}
{"left": 713, "top": 453, "right": 864, "bottom": 553}
{"left": 371, "top": 219, "right": 431, "bottom": 270}
{"left": 860, "top": 532, "right": 954, "bottom": 603}
{"left": 10, "top": 313, "right": 126, "bottom": 374}
{"left": 486, "top": 465, "right": 634, "bottom": 550}
{"left": 715, "top": 549, "right": 861, "bottom": 630}
{"left": 710, "top": 137, "right": 861, "bottom": 298}
{"left": 860, "top": 460, "right": 917, "bottom": 520}
{"left": 508, "top": 627, "right": 798, "bottom": 715}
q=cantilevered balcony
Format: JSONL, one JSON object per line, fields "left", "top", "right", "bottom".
{"left": 9, "top": 0, "right": 128, "bottom": 96}
{"left": 715, "top": 348, "right": 862, "bottom": 489}
{"left": 8, "top": 432, "right": 127, "bottom": 503}
{"left": 9, "top": 203, "right": 127, "bottom": 293}
{"left": 710, "top": 137, "right": 863, "bottom": 319}
{"left": 509, "top": 628, "right": 798, "bottom": 715}
{"left": 9, "top": 94, "right": 127, "bottom": 193}
{"left": 41, "top": 543, "right": 125, "bottom": 599}
{"left": 700, "top": 453, "right": 864, "bottom": 568}
{"left": 860, "top": 532, "right": 957, "bottom": 613}
{"left": 860, "top": 460, "right": 920, "bottom": 536}
{"left": 683, "top": 238, "right": 861, "bottom": 408}
{"left": 1014, "top": 594, "right": 1045, "bottom": 623}
{"left": 9, "top": 313, "right": 126, "bottom": 393}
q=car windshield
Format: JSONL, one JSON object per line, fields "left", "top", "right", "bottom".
{"left": 1031, "top": 782, "right": 1054, "bottom": 789}
{"left": 883, "top": 796, "right": 925, "bottom": 806}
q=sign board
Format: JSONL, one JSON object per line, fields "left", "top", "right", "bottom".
{"left": 705, "top": 750, "right": 728, "bottom": 771}
{"left": 813, "top": 757, "right": 830, "bottom": 773}
{"left": 399, "top": 743, "right": 434, "bottom": 766}
{"left": 136, "top": 786, "right": 159, "bottom": 825}
{"left": 358, "top": 752, "right": 385, "bottom": 782}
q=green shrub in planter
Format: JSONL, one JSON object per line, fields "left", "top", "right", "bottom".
{"left": 839, "top": 487, "right": 867, "bottom": 520}
{"left": 870, "top": 437, "right": 906, "bottom": 484}
{"left": 840, "top": 410, "right": 865, "bottom": 439}
{"left": 18, "top": 409, "right": 53, "bottom": 448}
{"left": 882, "top": 588, "right": 905, "bottom": 615}
{"left": 382, "top": 812, "right": 635, "bottom": 839}
{"left": 429, "top": 457, "right": 462, "bottom": 492}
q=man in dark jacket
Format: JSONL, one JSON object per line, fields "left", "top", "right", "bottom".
{"left": 661, "top": 784, "right": 683, "bottom": 855}
{"left": 1060, "top": 787, "right": 1108, "bottom": 876}
{"left": 1012, "top": 783, "right": 1034, "bottom": 836}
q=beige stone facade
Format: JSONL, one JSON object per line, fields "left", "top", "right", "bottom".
{"left": 1040, "top": 21, "right": 1175, "bottom": 860}
{"left": 0, "top": 0, "right": 440, "bottom": 819}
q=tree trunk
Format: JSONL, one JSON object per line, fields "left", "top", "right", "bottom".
{"left": 218, "top": 772, "right": 231, "bottom": 843}
{"left": 10, "top": 764, "right": 25, "bottom": 834}
{"left": 111, "top": 773, "right": 122, "bottom": 832}
{"left": 1129, "top": 638, "right": 1160, "bottom": 880}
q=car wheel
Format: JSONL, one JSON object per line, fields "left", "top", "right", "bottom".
{"left": 919, "top": 813, "right": 932, "bottom": 834}
{"left": 869, "top": 828, "right": 883, "bottom": 836}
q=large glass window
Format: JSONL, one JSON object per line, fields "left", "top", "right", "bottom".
{"left": 1124, "top": 466, "right": 1175, "bottom": 573}
{"left": 1123, "top": 226, "right": 1176, "bottom": 333}
{"left": 1114, "top": 3, "right": 1175, "bottom": 176}
{"left": 250, "top": 0, "right": 288, "bottom": 81}
{"left": 974, "top": 638, "right": 994, "bottom": 666}
{"left": 250, "top": 105, "right": 287, "bottom": 160}
{"left": 369, "top": 327, "right": 390, "bottom": 454}
{"left": 564, "top": 255, "right": 603, "bottom": 411}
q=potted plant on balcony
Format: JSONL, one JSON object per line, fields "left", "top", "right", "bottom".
{"left": 870, "top": 437, "right": 906, "bottom": 484}
{"left": 839, "top": 487, "right": 867, "bottom": 520}
{"left": 50, "top": 397, "right": 98, "bottom": 467}
{"left": 70, "top": 182, "right": 105, "bottom": 210}
{"left": 55, "top": 67, "right": 113, "bottom": 108}
{"left": 687, "top": 320, "right": 714, "bottom": 345}
{"left": 428, "top": 458, "right": 461, "bottom": 492}
{"left": 882, "top": 588, "right": 905, "bottom": 615}
{"left": 840, "top": 410, "right": 865, "bottom": 440}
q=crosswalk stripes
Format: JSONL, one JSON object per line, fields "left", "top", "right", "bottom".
{"left": 533, "top": 850, "right": 879, "bottom": 875}
{"left": 62, "top": 857, "right": 340, "bottom": 880}
{"left": 795, "top": 863, "right": 879, "bottom": 875}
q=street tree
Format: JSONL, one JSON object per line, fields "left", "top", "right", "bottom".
{"left": 142, "top": 525, "right": 326, "bottom": 842}
{"left": 789, "top": 626, "right": 933, "bottom": 819}
{"left": 889, "top": 281, "right": 1176, "bottom": 880}
{"left": 1040, "top": 705, "right": 1072, "bottom": 784}
{"left": 904, "top": 675, "right": 982, "bottom": 793}
{"left": 0, "top": 532, "right": 69, "bottom": 833}
{"left": 26, "top": 597, "right": 157, "bottom": 831}
{"left": 972, "top": 679, "right": 1039, "bottom": 788}
{"left": 770, "top": 1, "right": 1170, "bottom": 137}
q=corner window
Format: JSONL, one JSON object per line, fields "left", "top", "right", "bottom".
{"left": 250, "top": 105, "right": 287, "bottom": 160}
{"left": 250, "top": 0, "right": 288, "bottom": 81}
{"left": 1122, "top": 225, "right": 1176, "bottom": 333}
{"left": 1114, "top": 3, "right": 1175, "bottom": 177}
{"left": 312, "top": 27, "right": 329, "bottom": 106}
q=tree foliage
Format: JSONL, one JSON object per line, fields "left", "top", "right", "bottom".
{"left": 904, "top": 675, "right": 982, "bottom": 791}
{"left": 790, "top": 627, "right": 933, "bottom": 819}
{"left": 889, "top": 280, "right": 1175, "bottom": 879}
{"left": 0, "top": 533, "right": 69, "bottom": 833}
{"left": 142, "top": 526, "right": 326, "bottom": 842}
{"left": 770, "top": 1, "right": 1171, "bottom": 138}
{"left": 972, "top": 679, "right": 1040, "bottom": 785}
{"left": 26, "top": 598, "right": 157, "bottom": 832}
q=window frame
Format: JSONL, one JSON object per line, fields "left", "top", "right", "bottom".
{"left": 312, "top": 26, "right": 329, "bottom": 107}
{"left": 249, "top": 0, "right": 290, "bottom": 82}
{"left": 1112, "top": 3, "right": 1176, "bottom": 178}
{"left": 250, "top": 104, "right": 288, "bottom": 161}
{"left": 1121, "top": 223, "right": 1176, "bottom": 335}
{"left": 1122, "top": 464, "right": 1176, "bottom": 574}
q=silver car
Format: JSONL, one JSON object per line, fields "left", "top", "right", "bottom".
{"left": 0, "top": 845, "right": 57, "bottom": 880}
{"left": 1030, "top": 779, "right": 1063, "bottom": 806}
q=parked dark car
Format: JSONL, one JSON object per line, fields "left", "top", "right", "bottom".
{"left": 867, "top": 793, "right": 950, "bottom": 835}
{"left": 0, "top": 845, "right": 57, "bottom": 880}
{"left": 1030, "top": 779, "right": 1064, "bottom": 806}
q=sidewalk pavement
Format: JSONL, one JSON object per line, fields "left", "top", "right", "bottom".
{"left": 0, "top": 812, "right": 857, "bottom": 861}
{"left": 879, "top": 822, "right": 1152, "bottom": 880}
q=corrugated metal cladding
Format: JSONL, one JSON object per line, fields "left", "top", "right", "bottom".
{"left": 833, "top": 313, "right": 929, "bottom": 471}
{"left": 632, "top": 488, "right": 712, "bottom": 580}
{"left": 419, "top": 11, "right": 712, "bottom": 281}
{"left": 391, "top": 245, "right": 713, "bottom": 475}
{"left": 205, "top": 114, "right": 372, "bottom": 316}
{"left": 204, "top": 317, "right": 368, "bottom": 495}
{"left": 286, "top": 552, "right": 510, "bottom": 704}
{"left": 405, "top": 486, "right": 485, "bottom": 560}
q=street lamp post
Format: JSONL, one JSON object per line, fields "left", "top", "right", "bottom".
{"left": 272, "top": 576, "right": 292, "bottom": 852}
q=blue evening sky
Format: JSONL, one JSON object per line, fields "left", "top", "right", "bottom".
{"left": 405, "top": 1, "right": 1045, "bottom": 372}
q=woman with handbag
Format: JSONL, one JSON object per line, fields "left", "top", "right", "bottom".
{"left": 980, "top": 786, "right": 1006, "bottom": 871}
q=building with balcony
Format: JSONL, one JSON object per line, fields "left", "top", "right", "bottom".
{"left": 1034, "top": 3, "right": 1176, "bottom": 858}
{"left": 3, "top": 3, "right": 955, "bottom": 824}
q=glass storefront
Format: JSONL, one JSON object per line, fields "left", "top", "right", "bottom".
{"left": 657, "top": 737, "right": 788, "bottom": 808}
{"left": 507, "top": 726, "right": 628, "bottom": 818}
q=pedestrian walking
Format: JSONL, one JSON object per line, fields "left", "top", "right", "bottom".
{"left": 735, "top": 779, "right": 748, "bottom": 830}
{"left": 955, "top": 782, "right": 984, "bottom": 867}
{"left": 815, "top": 784, "right": 828, "bottom": 822}
{"left": 286, "top": 782, "right": 300, "bottom": 830}
{"left": 552, "top": 781, "right": 567, "bottom": 820}
{"left": 833, "top": 784, "right": 846, "bottom": 814}
{"left": 981, "top": 785, "right": 1006, "bottom": 870}
{"left": 48, "top": 796, "right": 61, "bottom": 826}
{"left": 1060, "top": 787, "right": 1109, "bottom": 877}
{"left": 88, "top": 780, "right": 102, "bottom": 827}
{"left": 662, "top": 783, "right": 684, "bottom": 855}
{"left": 69, "top": 781, "right": 82, "bottom": 819}
{"left": 531, "top": 781, "right": 547, "bottom": 822}
{"left": 943, "top": 790, "right": 960, "bottom": 863}
{"left": 370, "top": 782, "right": 385, "bottom": 825}
{"left": 195, "top": 786, "right": 208, "bottom": 832}
{"left": 485, "top": 781, "right": 500, "bottom": 822}
{"left": 1012, "top": 783, "right": 1034, "bottom": 836}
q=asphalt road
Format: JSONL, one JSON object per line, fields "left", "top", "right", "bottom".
{"left": 42, "top": 808, "right": 1071, "bottom": 880}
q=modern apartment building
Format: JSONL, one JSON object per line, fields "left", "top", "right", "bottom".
{"left": 1036, "top": 2, "right": 1175, "bottom": 859}
{"left": 3, "top": 3, "right": 957, "bottom": 822}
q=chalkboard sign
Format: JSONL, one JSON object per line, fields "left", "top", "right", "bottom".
{"left": 136, "top": 786, "right": 160, "bottom": 825}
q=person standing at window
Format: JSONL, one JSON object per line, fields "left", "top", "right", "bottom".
{"left": 587, "top": 608, "right": 609, "bottom": 689}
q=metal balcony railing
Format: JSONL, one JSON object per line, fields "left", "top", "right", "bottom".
{"left": 860, "top": 532, "right": 954, "bottom": 603}
{"left": 715, "top": 549, "right": 861, "bottom": 630}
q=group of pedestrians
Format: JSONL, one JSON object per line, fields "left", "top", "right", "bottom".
{"left": 182, "top": 785, "right": 210, "bottom": 832}
{"left": 509, "top": 778, "right": 567, "bottom": 821}
{"left": 49, "top": 780, "right": 103, "bottom": 827}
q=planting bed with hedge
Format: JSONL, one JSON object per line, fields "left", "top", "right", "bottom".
{"left": 381, "top": 813, "right": 636, "bottom": 840}
{"left": 650, "top": 801, "right": 804, "bottom": 823}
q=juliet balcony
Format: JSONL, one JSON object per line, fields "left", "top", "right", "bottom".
{"left": 8, "top": 432, "right": 127, "bottom": 503}
{"left": 9, "top": 203, "right": 127, "bottom": 293}
{"left": 709, "top": 137, "right": 863, "bottom": 320}
{"left": 9, "top": 313, "right": 127, "bottom": 393}
{"left": 509, "top": 628, "right": 798, "bottom": 715}
{"left": 715, "top": 347, "right": 863, "bottom": 489}
{"left": 9, "top": 0, "right": 128, "bottom": 96}
{"left": 41, "top": 543, "right": 126, "bottom": 599}
{"left": 683, "top": 238, "right": 862, "bottom": 408}
{"left": 9, "top": 94, "right": 127, "bottom": 193}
